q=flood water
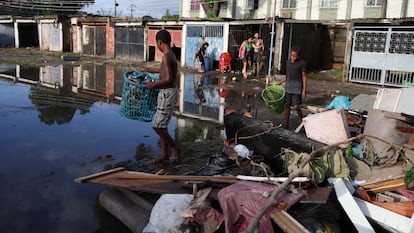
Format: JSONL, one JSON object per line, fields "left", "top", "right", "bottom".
{"left": 0, "top": 62, "right": 266, "bottom": 233}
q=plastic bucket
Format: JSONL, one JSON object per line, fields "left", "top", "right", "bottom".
{"left": 261, "top": 85, "right": 285, "bottom": 115}
{"left": 203, "top": 57, "right": 209, "bottom": 72}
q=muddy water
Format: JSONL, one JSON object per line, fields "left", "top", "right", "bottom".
{"left": 0, "top": 62, "right": 275, "bottom": 233}
{"left": 0, "top": 61, "right": 384, "bottom": 233}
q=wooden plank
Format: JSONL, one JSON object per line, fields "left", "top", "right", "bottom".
{"left": 270, "top": 210, "right": 310, "bottom": 233}
{"left": 236, "top": 175, "right": 310, "bottom": 183}
{"left": 181, "top": 187, "right": 212, "bottom": 218}
{"left": 361, "top": 177, "right": 406, "bottom": 193}
{"left": 395, "top": 126, "right": 414, "bottom": 134}
{"left": 395, "top": 125, "right": 414, "bottom": 145}
{"left": 361, "top": 161, "right": 405, "bottom": 187}
{"left": 118, "top": 171, "right": 238, "bottom": 183}
{"left": 74, "top": 168, "right": 236, "bottom": 196}
{"left": 74, "top": 167, "right": 126, "bottom": 183}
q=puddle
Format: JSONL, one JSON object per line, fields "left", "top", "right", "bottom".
{"left": 0, "top": 62, "right": 236, "bottom": 232}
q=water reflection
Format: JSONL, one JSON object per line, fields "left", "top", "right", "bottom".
{"left": 179, "top": 72, "right": 225, "bottom": 123}
{"left": 1, "top": 63, "right": 231, "bottom": 124}
{"left": 0, "top": 62, "right": 229, "bottom": 233}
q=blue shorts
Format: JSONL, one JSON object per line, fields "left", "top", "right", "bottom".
{"left": 253, "top": 52, "right": 261, "bottom": 63}
{"left": 152, "top": 88, "right": 177, "bottom": 128}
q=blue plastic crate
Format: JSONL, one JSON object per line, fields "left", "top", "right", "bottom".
{"left": 120, "top": 70, "right": 160, "bottom": 121}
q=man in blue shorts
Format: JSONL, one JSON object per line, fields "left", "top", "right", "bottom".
{"left": 277, "top": 45, "right": 307, "bottom": 130}
{"left": 146, "top": 30, "right": 180, "bottom": 163}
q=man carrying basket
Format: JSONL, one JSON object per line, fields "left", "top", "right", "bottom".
{"left": 146, "top": 30, "right": 180, "bottom": 163}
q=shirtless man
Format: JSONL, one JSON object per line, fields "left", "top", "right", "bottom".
{"left": 146, "top": 30, "right": 180, "bottom": 163}
{"left": 252, "top": 32, "right": 264, "bottom": 75}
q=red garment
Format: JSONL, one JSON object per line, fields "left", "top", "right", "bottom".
{"left": 217, "top": 181, "right": 305, "bottom": 233}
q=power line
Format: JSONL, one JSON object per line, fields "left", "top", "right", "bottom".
{"left": 128, "top": 4, "right": 136, "bottom": 17}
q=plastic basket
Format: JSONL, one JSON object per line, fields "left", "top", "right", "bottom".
{"left": 120, "top": 70, "right": 160, "bottom": 122}
{"left": 261, "top": 85, "right": 286, "bottom": 115}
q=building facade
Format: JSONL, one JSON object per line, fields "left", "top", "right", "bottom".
{"left": 180, "top": 0, "right": 414, "bottom": 20}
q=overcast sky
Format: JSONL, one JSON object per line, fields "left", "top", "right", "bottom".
{"left": 82, "top": 0, "right": 180, "bottom": 18}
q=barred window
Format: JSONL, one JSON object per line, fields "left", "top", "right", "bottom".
{"left": 187, "top": 26, "right": 203, "bottom": 37}
{"left": 191, "top": 0, "right": 201, "bottom": 11}
{"left": 205, "top": 26, "right": 223, "bottom": 37}
{"left": 366, "top": 0, "right": 382, "bottom": 6}
{"left": 282, "top": 0, "right": 296, "bottom": 8}
{"left": 246, "top": 0, "right": 259, "bottom": 10}
{"left": 320, "top": 0, "right": 337, "bottom": 8}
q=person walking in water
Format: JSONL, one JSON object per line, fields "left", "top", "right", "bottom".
{"left": 239, "top": 35, "right": 253, "bottom": 78}
{"left": 277, "top": 45, "right": 307, "bottom": 130}
{"left": 146, "top": 30, "right": 180, "bottom": 163}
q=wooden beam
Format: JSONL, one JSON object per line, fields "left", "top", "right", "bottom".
{"left": 118, "top": 171, "right": 238, "bottom": 183}
{"left": 270, "top": 209, "right": 310, "bottom": 233}
{"left": 74, "top": 167, "right": 126, "bottom": 183}
{"left": 181, "top": 187, "right": 212, "bottom": 218}
{"left": 361, "top": 177, "right": 406, "bottom": 193}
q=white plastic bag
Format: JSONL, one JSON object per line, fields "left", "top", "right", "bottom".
{"left": 143, "top": 194, "right": 193, "bottom": 233}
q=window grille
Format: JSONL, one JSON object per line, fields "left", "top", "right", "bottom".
{"left": 366, "top": 0, "right": 382, "bottom": 6}
{"left": 320, "top": 0, "right": 337, "bottom": 8}
{"left": 205, "top": 25, "right": 223, "bottom": 37}
{"left": 282, "top": 0, "right": 296, "bottom": 8}
{"left": 191, "top": 0, "right": 201, "bottom": 11}
{"left": 246, "top": 0, "right": 259, "bottom": 10}
{"left": 354, "top": 31, "right": 386, "bottom": 53}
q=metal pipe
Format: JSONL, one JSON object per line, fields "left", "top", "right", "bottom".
{"left": 114, "top": 0, "right": 117, "bottom": 17}
{"left": 267, "top": 0, "right": 277, "bottom": 77}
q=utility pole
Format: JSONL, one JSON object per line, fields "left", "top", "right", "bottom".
{"left": 114, "top": 0, "right": 119, "bottom": 17}
{"left": 128, "top": 4, "right": 136, "bottom": 17}
{"left": 267, "top": 0, "right": 277, "bottom": 77}
{"left": 382, "top": 0, "right": 387, "bottom": 18}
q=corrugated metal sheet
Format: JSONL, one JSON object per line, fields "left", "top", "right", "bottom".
{"left": 40, "top": 22, "right": 61, "bottom": 51}
{"left": 115, "top": 26, "right": 145, "bottom": 60}
{"left": 82, "top": 25, "right": 106, "bottom": 56}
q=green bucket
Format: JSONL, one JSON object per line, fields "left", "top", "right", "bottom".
{"left": 261, "top": 85, "right": 286, "bottom": 115}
